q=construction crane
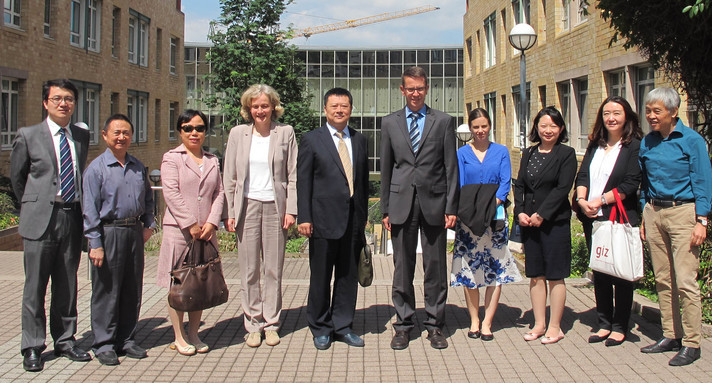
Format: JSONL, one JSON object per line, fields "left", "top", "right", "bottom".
{"left": 290, "top": 5, "right": 440, "bottom": 39}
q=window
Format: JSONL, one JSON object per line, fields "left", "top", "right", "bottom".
{"left": 154, "top": 99, "right": 161, "bottom": 141}
{"left": 111, "top": 7, "right": 119, "bottom": 57}
{"left": 574, "top": 78, "right": 588, "bottom": 150}
{"left": 155, "top": 28, "right": 162, "bottom": 70}
{"left": 70, "top": 81, "right": 101, "bottom": 144}
{"left": 186, "top": 75, "right": 195, "bottom": 99}
{"left": 484, "top": 12, "right": 496, "bottom": 69}
{"left": 128, "top": 9, "right": 150, "bottom": 66}
{"left": 561, "top": 0, "right": 587, "bottom": 32}
{"left": 110, "top": 92, "right": 119, "bottom": 115}
{"left": 557, "top": 80, "right": 571, "bottom": 133}
{"left": 484, "top": 92, "right": 496, "bottom": 141}
{"left": 1, "top": 78, "right": 19, "bottom": 147}
{"left": 3, "top": 0, "right": 20, "bottom": 28}
{"left": 44, "top": 0, "right": 51, "bottom": 37}
{"left": 170, "top": 37, "right": 178, "bottom": 74}
{"left": 606, "top": 70, "right": 626, "bottom": 97}
{"left": 185, "top": 47, "right": 196, "bottom": 62}
{"left": 70, "top": 0, "right": 101, "bottom": 51}
{"left": 465, "top": 37, "right": 473, "bottom": 77}
{"left": 512, "top": 83, "right": 531, "bottom": 148}
{"left": 169, "top": 102, "right": 178, "bottom": 140}
{"left": 635, "top": 66, "right": 655, "bottom": 132}
{"left": 513, "top": 0, "right": 530, "bottom": 24}
{"left": 127, "top": 90, "right": 148, "bottom": 142}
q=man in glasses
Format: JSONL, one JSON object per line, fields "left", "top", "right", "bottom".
{"left": 11, "top": 79, "right": 92, "bottom": 371}
{"left": 82, "top": 114, "right": 155, "bottom": 365}
{"left": 380, "top": 66, "right": 459, "bottom": 350}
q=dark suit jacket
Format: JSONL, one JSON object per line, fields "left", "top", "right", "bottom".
{"left": 297, "top": 125, "right": 368, "bottom": 240}
{"left": 10, "top": 120, "right": 90, "bottom": 240}
{"left": 380, "top": 106, "right": 458, "bottom": 226}
{"left": 514, "top": 144, "right": 577, "bottom": 223}
{"left": 575, "top": 138, "right": 642, "bottom": 226}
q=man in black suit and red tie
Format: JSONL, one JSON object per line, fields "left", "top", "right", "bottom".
{"left": 380, "top": 66, "right": 459, "bottom": 350}
{"left": 297, "top": 87, "right": 369, "bottom": 350}
{"left": 11, "top": 79, "right": 92, "bottom": 371}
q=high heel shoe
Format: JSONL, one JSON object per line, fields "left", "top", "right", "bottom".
{"left": 541, "top": 330, "right": 565, "bottom": 345}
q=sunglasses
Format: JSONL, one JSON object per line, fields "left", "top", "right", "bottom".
{"left": 181, "top": 125, "right": 206, "bottom": 133}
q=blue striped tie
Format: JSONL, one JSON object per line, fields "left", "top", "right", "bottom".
{"left": 409, "top": 112, "right": 422, "bottom": 153}
{"left": 58, "top": 128, "right": 75, "bottom": 203}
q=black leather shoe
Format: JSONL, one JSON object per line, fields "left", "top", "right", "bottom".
{"left": 480, "top": 333, "right": 494, "bottom": 341}
{"left": 22, "top": 348, "right": 43, "bottom": 372}
{"left": 54, "top": 346, "right": 92, "bottom": 362}
{"left": 588, "top": 333, "right": 610, "bottom": 343}
{"left": 118, "top": 344, "right": 148, "bottom": 359}
{"left": 669, "top": 346, "right": 701, "bottom": 366}
{"left": 426, "top": 329, "right": 448, "bottom": 349}
{"left": 467, "top": 330, "right": 481, "bottom": 339}
{"left": 95, "top": 350, "right": 120, "bottom": 366}
{"left": 640, "top": 337, "right": 682, "bottom": 353}
{"left": 334, "top": 332, "right": 364, "bottom": 347}
{"left": 391, "top": 330, "right": 410, "bottom": 350}
{"left": 313, "top": 335, "right": 332, "bottom": 350}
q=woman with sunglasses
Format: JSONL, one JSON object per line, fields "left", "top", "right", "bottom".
{"left": 157, "top": 109, "right": 225, "bottom": 355}
{"left": 223, "top": 84, "right": 298, "bottom": 347}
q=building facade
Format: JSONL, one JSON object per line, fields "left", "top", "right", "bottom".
{"left": 184, "top": 43, "right": 466, "bottom": 174}
{"left": 1, "top": 0, "right": 185, "bottom": 179}
{"left": 463, "top": 0, "right": 689, "bottom": 171}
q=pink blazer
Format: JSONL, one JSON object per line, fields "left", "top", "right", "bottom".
{"left": 223, "top": 122, "right": 298, "bottom": 222}
{"left": 161, "top": 144, "right": 225, "bottom": 229}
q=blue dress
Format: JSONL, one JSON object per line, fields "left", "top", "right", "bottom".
{"left": 451, "top": 143, "right": 522, "bottom": 288}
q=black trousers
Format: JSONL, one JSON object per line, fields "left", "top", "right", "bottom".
{"left": 390, "top": 194, "right": 448, "bottom": 332}
{"left": 584, "top": 220, "right": 635, "bottom": 334}
{"left": 90, "top": 223, "right": 144, "bottom": 354}
{"left": 307, "top": 201, "right": 361, "bottom": 337}
{"left": 21, "top": 205, "right": 82, "bottom": 353}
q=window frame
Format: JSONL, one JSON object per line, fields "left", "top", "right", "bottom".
{"left": 128, "top": 9, "right": 150, "bottom": 67}
{"left": 1, "top": 78, "right": 20, "bottom": 148}
{"left": 484, "top": 12, "right": 497, "bottom": 69}
{"left": 3, "top": 0, "right": 21, "bottom": 28}
{"left": 127, "top": 90, "right": 148, "bottom": 143}
{"left": 70, "top": 0, "right": 101, "bottom": 52}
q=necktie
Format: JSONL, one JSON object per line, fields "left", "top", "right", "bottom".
{"left": 409, "top": 112, "right": 422, "bottom": 153}
{"left": 335, "top": 131, "right": 353, "bottom": 197}
{"left": 58, "top": 128, "right": 76, "bottom": 203}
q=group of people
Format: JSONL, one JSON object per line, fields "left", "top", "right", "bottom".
{"left": 10, "top": 71, "right": 711, "bottom": 372}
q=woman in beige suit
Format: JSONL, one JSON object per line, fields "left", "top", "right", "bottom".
{"left": 223, "top": 84, "right": 297, "bottom": 347}
{"left": 157, "top": 109, "right": 224, "bottom": 355}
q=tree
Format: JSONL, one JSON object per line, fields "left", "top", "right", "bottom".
{"left": 597, "top": 0, "right": 712, "bottom": 144}
{"left": 207, "top": 0, "right": 318, "bottom": 140}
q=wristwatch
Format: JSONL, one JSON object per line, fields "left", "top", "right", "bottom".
{"left": 697, "top": 217, "right": 708, "bottom": 227}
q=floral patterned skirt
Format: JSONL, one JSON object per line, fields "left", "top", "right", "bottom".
{"left": 450, "top": 220, "right": 522, "bottom": 288}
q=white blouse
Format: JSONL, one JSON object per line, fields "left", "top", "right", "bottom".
{"left": 588, "top": 141, "right": 622, "bottom": 216}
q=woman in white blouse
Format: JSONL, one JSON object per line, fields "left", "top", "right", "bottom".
{"left": 223, "top": 84, "right": 298, "bottom": 348}
{"left": 574, "top": 96, "right": 643, "bottom": 347}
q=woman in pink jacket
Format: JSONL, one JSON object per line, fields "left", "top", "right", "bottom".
{"left": 223, "top": 84, "right": 298, "bottom": 347}
{"left": 157, "top": 109, "right": 225, "bottom": 355}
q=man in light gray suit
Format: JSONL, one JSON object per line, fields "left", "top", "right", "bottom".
{"left": 380, "top": 66, "right": 459, "bottom": 350}
{"left": 11, "top": 79, "right": 91, "bottom": 372}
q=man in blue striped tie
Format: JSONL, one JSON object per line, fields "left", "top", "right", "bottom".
{"left": 11, "top": 79, "right": 91, "bottom": 372}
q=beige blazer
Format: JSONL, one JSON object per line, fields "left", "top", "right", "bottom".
{"left": 161, "top": 144, "right": 225, "bottom": 228}
{"left": 223, "top": 121, "right": 298, "bottom": 222}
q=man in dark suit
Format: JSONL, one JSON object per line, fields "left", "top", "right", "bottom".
{"left": 297, "top": 87, "right": 369, "bottom": 350}
{"left": 380, "top": 66, "right": 459, "bottom": 350}
{"left": 11, "top": 79, "right": 92, "bottom": 371}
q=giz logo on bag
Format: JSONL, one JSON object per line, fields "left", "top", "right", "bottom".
{"left": 595, "top": 246, "right": 610, "bottom": 258}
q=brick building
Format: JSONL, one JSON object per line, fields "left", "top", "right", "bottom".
{"left": 0, "top": 0, "right": 185, "bottom": 180}
{"left": 463, "top": 0, "right": 690, "bottom": 171}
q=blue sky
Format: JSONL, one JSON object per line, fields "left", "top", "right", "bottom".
{"left": 182, "top": 0, "right": 465, "bottom": 47}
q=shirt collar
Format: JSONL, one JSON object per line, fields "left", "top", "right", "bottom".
{"left": 46, "top": 117, "right": 73, "bottom": 138}
{"left": 327, "top": 123, "right": 350, "bottom": 138}
{"left": 102, "top": 148, "right": 135, "bottom": 166}
{"left": 406, "top": 105, "right": 427, "bottom": 118}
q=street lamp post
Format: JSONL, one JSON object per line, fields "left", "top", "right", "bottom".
{"left": 508, "top": 23, "right": 537, "bottom": 148}
{"left": 456, "top": 123, "right": 471, "bottom": 146}
{"left": 149, "top": 169, "right": 162, "bottom": 219}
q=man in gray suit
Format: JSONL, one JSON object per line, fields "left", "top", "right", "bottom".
{"left": 380, "top": 66, "right": 458, "bottom": 350}
{"left": 11, "top": 79, "right": 91, "bottom": 371}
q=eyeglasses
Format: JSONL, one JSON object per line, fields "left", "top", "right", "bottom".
{"left": 181, "top": 125, "right": 206, "bottom": 133}
{"left": 404, "top": 87, "right": 427, "bottom": 94}
{"left": 47, "top": 96, "right": 76, "bottom": 105}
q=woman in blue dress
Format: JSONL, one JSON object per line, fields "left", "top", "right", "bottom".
{"left": 451, "top": 108, "right": 522, "bottom": 341}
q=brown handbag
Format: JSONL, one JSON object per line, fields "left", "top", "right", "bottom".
{"left": 168, "top": 239, "right": 229, "bottom": 312}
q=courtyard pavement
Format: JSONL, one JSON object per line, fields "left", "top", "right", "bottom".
{"left": 0, "top": 250, "right": 710, "bottom": 382}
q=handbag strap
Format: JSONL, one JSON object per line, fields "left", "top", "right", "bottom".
{"left": 607, "top": 189, "right": 630, "bottom": 224}
{"left": 175, "top": 240, "right": 197, "bottom": 269}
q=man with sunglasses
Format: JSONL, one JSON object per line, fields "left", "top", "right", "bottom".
{"left": 380, "top": 66, "right": 459, "bottom": 350}
{"left": 11, "top": 79, "right": 92, "bottom": 371}
{"left": 82, "top": 114, "right": 155, "bottom": 365}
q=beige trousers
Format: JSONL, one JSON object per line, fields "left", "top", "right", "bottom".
{"left": 643, "top": 203, "right": 701, "bottom": 347}
{"left": 236, "top": 199, "right": 286, "bottom": 333}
